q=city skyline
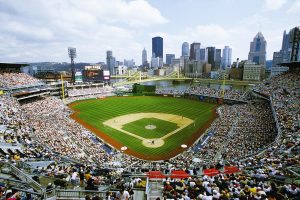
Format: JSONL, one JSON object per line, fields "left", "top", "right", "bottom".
{"left": 0, "top": 0, "right": 299, "bottom": 65}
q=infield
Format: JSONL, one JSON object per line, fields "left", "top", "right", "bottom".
{"left": 69, "top": 96, "right": 217, "bottom": 160}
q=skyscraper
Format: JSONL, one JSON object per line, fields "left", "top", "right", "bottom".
{"left": 106, "top": 50, "right": 116, "bottom": 75}
{"left": 199, "top": 48, "right": 207, "bottom": 62}
{"left": 190, "top": 42, "right": 201, "bottom": 60}
{"left": 222, "top": 46, "right": 232, "bottom": 69}
{"left": 142, "top": 48, "right": 147, "bottom": 65}
{"left": 166, "top": 54, "right": 175, "bottom": 65}
{"left": 152, "top": 36, "right": 163, "bottom": 59}
{"left": 206, "top": 47, "right": 216, "bottom": 69}
{"left": 248, "top": 32, "right": 267, "bottom": 65}
{"left": 288, "top": 27, "right": 300, "bottom": 62}
{"left": 182, "top": 42, "right": 189, "bottom": 57}
{"left": 215, "top": 49, "right": 222, "bottom": 70}
{"left": 281, "top": 30, "right": 290, "bottom": 52}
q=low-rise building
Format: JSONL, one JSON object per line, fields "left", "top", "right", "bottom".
{"left": 243, "top": 61, "right": 265, "bottom": 81}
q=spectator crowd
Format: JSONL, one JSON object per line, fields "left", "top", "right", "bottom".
{"left": 155, "top": 85, "right": 247, "bottom": 101}
{"left": 0, "top": 72, "right": 43, "bottom": 88}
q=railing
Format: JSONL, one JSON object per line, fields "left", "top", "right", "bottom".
{"left": 269, "top": 94, "right": 282, "bottom": 145}
{"left": 286, "top": 166, "right": 300, "bottom": 178}
{"left": 51, "top": 189, "right": 108, "bottom": 199}
{"left": 2, "top": 161, "right": 45, "bottom": 193}
{"left": 184, "top": 92, "right": 248, "bottom": 103}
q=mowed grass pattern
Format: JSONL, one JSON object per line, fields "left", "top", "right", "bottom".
{"left": 70, "top": 96, "right": 216, "bottom": 159}
{"left": 122, "top": 118, "right": 178, "bottom": 139}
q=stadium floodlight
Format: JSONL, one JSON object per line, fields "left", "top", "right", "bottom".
{"left": 68, "top": 47, "right": 77, "bottom": 83}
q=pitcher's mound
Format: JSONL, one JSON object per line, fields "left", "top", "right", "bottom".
{"left": 145, "top": 125, "right": 157, "bottom": 130}
{"left": 142, "top": 139, "right": 164, "bottom": 148}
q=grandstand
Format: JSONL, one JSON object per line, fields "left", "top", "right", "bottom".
{"left": 0, "top": 62, "right": 299, "bottom": 200}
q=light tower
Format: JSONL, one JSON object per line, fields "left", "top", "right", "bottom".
{"left": 68, "top": 47, "right": 76, "bottom": 83}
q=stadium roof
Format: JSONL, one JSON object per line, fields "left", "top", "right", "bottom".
{"left": 0, "top": 62, "right": 29, "bottom": 68}
{"left": 280, "top": 61, "right": 300, "bottom": 68}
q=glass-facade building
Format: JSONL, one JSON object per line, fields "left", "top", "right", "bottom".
{"left": 166, "top": 54, "right": 175, "bottom": 65}
{"left": 248, "top": 32, "right": 267, "bottom": 65}
{"left": 182, "top": 42, "right": 189, "bottom": 57}
{"left": 222, "top": 46, "right": 232, "bottom": 69}
{"left": 152, "top": 37, "right": 163, "bottom": 59}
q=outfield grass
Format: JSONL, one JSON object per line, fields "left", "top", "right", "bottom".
{"left": 69, "top": 96, "right": 216, "bottom": 160}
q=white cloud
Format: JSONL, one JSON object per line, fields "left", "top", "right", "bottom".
{"left": 0, "top": 0, "right": 289, "bottom": 65}
{"left": 263, "top": 0, "right": 287, "bottom": 11}
{"left": 0, "top": 0, "right": 167, "bottom": 63}
{"left": 43, "top": 0, "right": 168, "bottom": 27}
{"left": 287, "top": 0, "right": 300, "bottom": 14}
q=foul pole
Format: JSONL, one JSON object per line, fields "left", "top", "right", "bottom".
{"left": 61, "top": 74, "right": 65, "bottom": 103}
{"left": 222, "top": 74, "right": 226, "bottom": 98}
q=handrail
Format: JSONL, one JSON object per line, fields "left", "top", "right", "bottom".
{"left": 54, "top": 189, "right": 108, "bottom": 199}
{"left": 11, "top": 187, "right": 42, "bottom": 196}
{"left": 0, "top": 176, "right": 27, "bottom": 184}
{"left": 287, "top": 167, "right": 300, "bottom": 178}
{"left": 1, "top": 161, "right": 45, "bottom": 193}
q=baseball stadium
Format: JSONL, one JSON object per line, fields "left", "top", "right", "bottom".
{"left": 0, "top": 59, "right": 299, "bottom": 200}
{"left": 0, "top": 60, "right": 299, "bottom": 199}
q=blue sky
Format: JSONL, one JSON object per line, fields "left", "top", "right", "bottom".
{"left": 0, "top": 0, "right": 299, "bottom": 65}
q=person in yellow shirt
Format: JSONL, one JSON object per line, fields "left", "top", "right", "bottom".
{"left": 249, "top": 186, "right": 257, "bottom": 194}
{"left": 13, "top": 154, "right": 20, "bottom": 161}
{"left": 84, "top": 170, "right": 92, "bottom": 182}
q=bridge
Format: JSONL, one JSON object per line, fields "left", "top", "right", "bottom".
{"left": 111, "top": 72, "right": 260, "bottom": 87}
{"left": 111, "top": 70, "right": 192, "bottom": 86}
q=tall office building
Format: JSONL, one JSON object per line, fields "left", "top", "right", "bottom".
{"left": 248, "top": 32, "right": 267, "bottom": 65}
{"left": 195, "top": 48, "right": 201, "bottom": 61}
{"left": 272, "top": 30, "right": 292, "bottom": 66}
{"left": 206, "top": 47, "right": 216, "bottom": 69}
{"left": 215, "top": 49, "right": 222, "bottom": 70}
{"left": 288, "top": 27, "right": 300, "bottom": 62}
{"left": 142, "top": 48, "right": 147, "bottom": 65}
{"left": 152, "top": 36, "right": 163, "bottom": 59}
{"left": 190, "top": 42, "right": 201, "bottom": 60}
{"left": 106, "top": 50, "right": 116, "bottom": 75}
{"left": 166, "top": 54, "right": 175, "bottom": 65}
{"left": 182, "top": 42, "right": 189, "bottom": 57}
{"left": 281, "top": 30, "right": 290, "bottom": 51}
{"left": 199, "top": 48, "right": 207, "bottom": 62}
{"left": 222, "top": 46, "right": 232, "bottom": 69}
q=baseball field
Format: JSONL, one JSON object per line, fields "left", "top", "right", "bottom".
{"left": 69, "top": 96, "right": 217, "bottom": 160}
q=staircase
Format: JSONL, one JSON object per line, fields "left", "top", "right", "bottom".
{"left": 148, "top": 181, "right": 163, "bottom": 200}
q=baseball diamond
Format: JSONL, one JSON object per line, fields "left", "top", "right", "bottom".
{"left": 69, "top": 96, "right": 217, "bottom": 160}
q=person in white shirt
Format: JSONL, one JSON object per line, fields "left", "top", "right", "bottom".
{"left": 116, "top": 187, "right": 130, "bottom": 200}
{"left": 71, "top": 171, "right": 78, "bottom": 185}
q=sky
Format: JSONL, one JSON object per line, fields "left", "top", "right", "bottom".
{"left": 0, "top": 0, "right": 299, "bottom": 65}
